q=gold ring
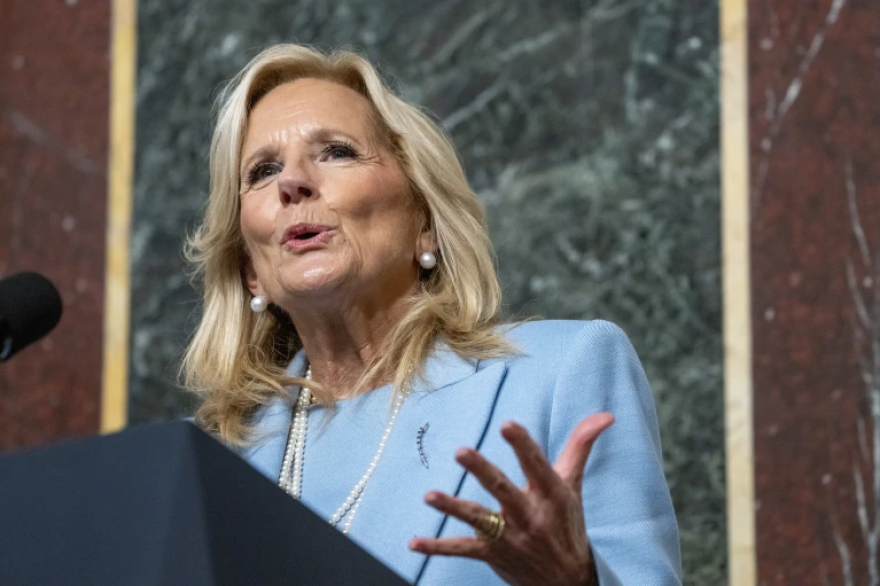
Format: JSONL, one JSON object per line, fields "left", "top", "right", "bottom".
{"left": 474, "top": 509, "right": 505, "bottom": 543}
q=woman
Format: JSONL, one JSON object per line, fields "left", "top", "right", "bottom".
{"left": 184, "top": 44, "right": 681, "bottom": 585}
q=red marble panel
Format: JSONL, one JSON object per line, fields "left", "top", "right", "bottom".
{"left": 750, "top": 0, "right": 880, "bottom": 583}
{"left": 0, "top": 1, "right": 110, "bottom": 450}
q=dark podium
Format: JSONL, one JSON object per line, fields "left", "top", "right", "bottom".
{"left": 0, "top": 422, "right": 410, "bottom": 585}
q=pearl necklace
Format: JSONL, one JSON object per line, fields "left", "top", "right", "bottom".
{"left": 278, "top": 366, "right": 407, "bottom": 535}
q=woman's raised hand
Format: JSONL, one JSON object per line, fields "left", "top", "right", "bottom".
{"left": 409, "top": 413, "right": 615, "bottom": 586}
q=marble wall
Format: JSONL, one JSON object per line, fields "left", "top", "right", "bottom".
{"left": 0, "top": 1, "right": 109, "bottom": 450}
{"left": 749, "top": 0, "right": 880, "bottom": 584}
{"left": 131, "top": 1, "right": 723, "bottom": 582}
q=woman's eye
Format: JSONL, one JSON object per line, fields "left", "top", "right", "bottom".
{"left": 246, "top": 162, "right": 281, "bottom": 185}
{"left": 323, "top": 142, "right": 358, "bottom": 160}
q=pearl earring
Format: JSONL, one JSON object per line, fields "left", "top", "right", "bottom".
{"left": 250, "top": 295, "right": 268, "bottom": 313}
{"left": 419, "top": 252, "right": 437, "bottom": 269}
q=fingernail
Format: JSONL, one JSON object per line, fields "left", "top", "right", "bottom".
{"left": 455, "top": 447, "right": 471, "bottom": 462}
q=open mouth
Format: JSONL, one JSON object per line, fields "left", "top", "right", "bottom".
{"left": 281, "top": 223, "right": 334, "bottom": 249}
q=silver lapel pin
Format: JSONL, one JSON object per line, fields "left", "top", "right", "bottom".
{"left": 417, "top": 423, "right": 430, "bottom": 469}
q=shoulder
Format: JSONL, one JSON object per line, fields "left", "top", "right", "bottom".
{"left": 491, "top": 319, "right": 656, "bottom": 453}
{"left": 499, "top": 318, "right": 632, "bottom": 345}
{"left": 483, "top": 319, "right": 651, "bottom": 437}
{"left": 495, "top": 319, "right": 639, "bottom": 371}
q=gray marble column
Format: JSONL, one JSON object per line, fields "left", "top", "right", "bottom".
{"left": 131, "top": 1, "right": 722, "bottom": 581}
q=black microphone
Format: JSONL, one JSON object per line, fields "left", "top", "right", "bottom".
{"left": 0, "top": 272, "right": 63, "bottom": 361}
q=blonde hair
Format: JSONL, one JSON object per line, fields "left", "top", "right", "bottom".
{"left": 183, "top": 44, "right": 511, "bottom": 445}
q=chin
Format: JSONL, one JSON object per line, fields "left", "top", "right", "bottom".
{"left": 280, "top": 266, "right": 350, "bottom": 299}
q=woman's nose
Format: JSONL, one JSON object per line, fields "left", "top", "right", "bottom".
{"left": 277, "top": 164, "right": 317, "bottom": 204}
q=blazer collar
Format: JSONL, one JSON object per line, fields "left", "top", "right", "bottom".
{"left": 241, "top": 346, "right": 508, "bottom": 583}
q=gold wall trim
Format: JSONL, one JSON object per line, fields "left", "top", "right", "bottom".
{"left": 101, "top": 0, "right": 137, "bottom": 433}
{"left": 721, "top": 0, "right": 755, "bottom": 584}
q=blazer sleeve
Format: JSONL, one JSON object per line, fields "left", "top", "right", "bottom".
{"left": 547, "top": 321, "right": 683, "bottom": 585}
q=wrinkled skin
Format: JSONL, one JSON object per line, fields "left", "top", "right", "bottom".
{"left": 238, "top": 78, "right": 433, "bottom": 394}
{"left": 409, "top": 414, "right": 614, "bottom": 586}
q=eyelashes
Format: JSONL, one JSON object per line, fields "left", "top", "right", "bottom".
{"left": 241, "top": 141, "right": 361, "bottom": 189}
{"left": 245, "top": 161, "right": 282, "bottom": 186}
{"left": 322, "top": 141, "right": 359, "bottom": 161}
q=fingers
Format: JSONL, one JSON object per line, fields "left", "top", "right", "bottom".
{"left": 423, "top": 491, "right": 489, "bottom": 529}
{"left": 501, "top": 421, "right": 559, "bottom": 495}
{"left": 554, "top": 413, "right": 615, "bottom": 489}
{"left": 409, "top": 536, "right": 489, "bottom": 559}
{"left": 455, "top": 447, "right": 530, "bottom": 526}
{"left": 413, "top": 492, "right": 495, "bottom": 559}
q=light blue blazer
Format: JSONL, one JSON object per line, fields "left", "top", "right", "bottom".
{"left": 242, "top": 320, "right": 682, "bottom": 585}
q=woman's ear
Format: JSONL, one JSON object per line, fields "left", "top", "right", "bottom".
{"left": 242, "top": 255, "right": 263, "bottom": 297}
{"left": 417, "top": 229, "right": 437, "bottom": 256}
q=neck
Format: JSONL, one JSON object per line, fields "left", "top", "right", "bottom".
{"left": 286, "top": 284, "right": 416, "bottom": 400}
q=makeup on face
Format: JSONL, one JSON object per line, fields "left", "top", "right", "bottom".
{"left": 238, "top": 78, "right": 422, "bottom": 307}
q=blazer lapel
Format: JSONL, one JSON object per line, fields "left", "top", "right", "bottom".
{"left": 347, "top": 352, "right": 508, "bottom": 583}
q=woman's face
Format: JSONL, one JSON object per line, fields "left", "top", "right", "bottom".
{"left": 238, "top": 78, "right": 427, "bottom": 312}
